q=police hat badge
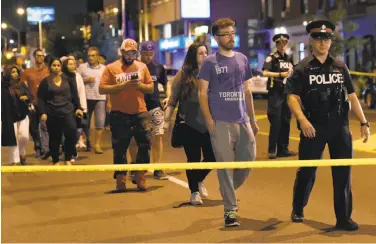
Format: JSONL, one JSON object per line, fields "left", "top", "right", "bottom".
{"left": 320, "top": 25, "right": 326, "bottom": 32}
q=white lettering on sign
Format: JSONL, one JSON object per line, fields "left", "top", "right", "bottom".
{"left": 309, "top": 73, "right": 344, "bottom": 85}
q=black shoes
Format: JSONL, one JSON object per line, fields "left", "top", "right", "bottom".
{"left": 277, "top": 151, "right": 297, "bottom": 158}
{"left": 291, "top": 210, "right": 304, "bottom": 223}
{"left": 268, "top": 150, "right": 297, "bottom": 159}
{"left": 268, "top": 153, "right": 277, "bottom": 159}
{"left": 335, "top": 219, "right": 359, "bottom": 231}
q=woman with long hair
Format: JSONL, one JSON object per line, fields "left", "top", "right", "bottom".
{"left": 37, "top": 57, "right": 83, "bottom": 165}
{"left": 1, "top": 65, "right": 31, "bottom": 165}
{"left": 164, "top": 42, "right": 215, "bottom": 205}
{"left": 62, "top": 57, "right": 88, "bottom": 162}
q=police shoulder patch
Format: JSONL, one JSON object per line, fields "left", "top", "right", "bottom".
{"left": 265, "top": 56, "right": 272, "bottom": 63}
{"left": 273, "top": 53, "right": 279, "bottom": 58}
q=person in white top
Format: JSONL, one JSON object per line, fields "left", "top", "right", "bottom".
{"left": 61, "top": 57, "right": 88, "bottom": 159}
{"left": 77, "top": 47, "right": 106, "bottom": 154}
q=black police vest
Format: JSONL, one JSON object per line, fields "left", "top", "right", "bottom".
{"left": 301, "top": 63, "right": 349, "bottom": 123}
{"left": 267, "top": 52, "right": 293, "bottom": 91}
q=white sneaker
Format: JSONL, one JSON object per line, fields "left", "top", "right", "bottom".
{"left": 190, "top": 192, "right": 203, "bottom": 205}
{"left": 71, "top": 153, "right": 79, "bottom": 163}
{"left": 198, "top": 182, "right": 209, "bottom": 198}
{"left": 78, "top": 137, "right": 86, "bottom": 149}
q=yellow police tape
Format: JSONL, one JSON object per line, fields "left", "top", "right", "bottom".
{"left": 1, "top": 158, "right": 376, "bottom": 173}
{"left": 349, "top": 71, "right": 376, "bottom": 77}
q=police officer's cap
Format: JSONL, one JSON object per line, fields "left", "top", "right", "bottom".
{"left": 272, "top": 34, "right": 290, "bottom": 42}
{"left": 306, "top": 20, "right": 335, "bottom": 40}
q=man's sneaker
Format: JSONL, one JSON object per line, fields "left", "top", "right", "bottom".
{"left": 198, "top": 182, "right": 209, "bottom": 198}
{"left": 190, "top": 192, "right": 203, "bottom": 205}
{"left": 335, "top": 218, "right": 359, "bottom": 231}
{"left": 154, "top": 170, "right": 169, "bottom": 180}
{"left": 71, "top": 153, "right": 79, "bottom": 163}
{"left": 277, "top": 150, "right": 297, "bottom": 157}
{"left": 95, "top": 145, "right": 104, "bottom": 154}
{"left": 224, "top": 211, "right": 240, "bottom": 227}
{"left": 291, "top": 210, "right": 304, "bottom": 222}
{"left": 40, "top": 152, "right": 50, "bottom": 160}
{"left": 268, "top": 152, "right": 277, "bottom": 159}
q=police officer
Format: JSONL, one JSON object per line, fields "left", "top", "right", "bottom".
{"left": 263, "top": 33, "right": 296, "bottom": 159}
{"left": 285, "top": 20, "right": 371, "bottom": 231}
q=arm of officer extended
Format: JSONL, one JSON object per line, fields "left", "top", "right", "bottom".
{"left": 348, "top": 93, "right": 367, "bottom": 123}
{"left": 263, "top": 69, "right": 290, "bottom": 78}
{"left": 287, "top": 94, "right": 306, "bottom": 121}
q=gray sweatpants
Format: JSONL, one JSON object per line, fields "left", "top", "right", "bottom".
{"left": 210, "top": 121, "right": 256, "bottom": 212}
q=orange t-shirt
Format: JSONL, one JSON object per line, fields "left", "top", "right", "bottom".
{"left": 100, "top": 59, "right": 152, "bottom": 114}
{"left": 21, "top": 66, "right": 49, "bottom": 105}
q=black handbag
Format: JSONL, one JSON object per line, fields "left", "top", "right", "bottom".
{"left": 171, "top": 112, "right": 185, "bottom": 148}
{"left": 76, "top": 112, "right": 88, "bottom": 129}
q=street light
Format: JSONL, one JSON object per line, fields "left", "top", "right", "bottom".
{"left": 1, "top": 22, "right": 20, "bottom": 49}
{"left": 9, "top": 39, "right": 14, "bottom": 44}
{"left": 113, "top": 7, "right": 119, "bottom": 13}
{"left": 16, "top": 8, "right": 25, "bottom": 16}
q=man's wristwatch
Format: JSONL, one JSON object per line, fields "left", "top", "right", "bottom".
{"left": 360, "top": 121, "right": 370, "bottom": 127}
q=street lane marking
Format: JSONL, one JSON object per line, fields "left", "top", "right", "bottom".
{"left": 147, "top": 170, "right": 189, "bottom": 189}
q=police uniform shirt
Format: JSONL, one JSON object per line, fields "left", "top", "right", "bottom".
{"left": 285, "top": 54, "right": 355, "bottom": 121}
{"left": 263, "top": 51, "right": 293, "bottom": 90}
{"left": 144, "top": 61, "right": 168, "bottom": 111}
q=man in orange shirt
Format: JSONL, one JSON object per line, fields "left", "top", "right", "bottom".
{"left": 99, "top": 38, "right": 154, "bottom": 192}
{"left": 21, "top": 49, "right": 50, "bottom": 159}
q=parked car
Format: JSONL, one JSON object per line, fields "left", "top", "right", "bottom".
{"left": 249, "top": 69, "right": 268, "bottom": 95}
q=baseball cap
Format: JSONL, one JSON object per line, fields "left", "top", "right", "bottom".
{"left": 120, "top": 38, "right": 138, "bottom": 52}
{"left": 140, "top": 41, "right": 155, "bottom": 52}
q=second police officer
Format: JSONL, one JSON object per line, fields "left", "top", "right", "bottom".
{"left": 285, "top": 20, "right": 371, "bottom": 231}
{"left": 263, "top": 33, "right": 297, "bottom": 159}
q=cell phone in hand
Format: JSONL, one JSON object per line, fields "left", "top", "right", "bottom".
{"left": 130, "top": 73, "right": 139, "bottom": 81}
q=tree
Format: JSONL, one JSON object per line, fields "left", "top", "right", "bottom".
{"left": 327, "top": 7, "right": 368, "bottom": 58}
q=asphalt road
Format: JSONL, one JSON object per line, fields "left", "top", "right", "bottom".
{"left": 2, "top": 99, "right": 376, "bottom": 243}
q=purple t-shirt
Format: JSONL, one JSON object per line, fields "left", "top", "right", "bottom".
{"left": 198, "top": 52, "right": 252, "bottom": 123}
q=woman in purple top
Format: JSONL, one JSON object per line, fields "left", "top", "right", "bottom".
{"left": 165, "top": 42, "right": 216, "bottom": 205}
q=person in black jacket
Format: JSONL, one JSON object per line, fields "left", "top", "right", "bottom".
{"left": 1, "top": 65, "right": 32, "bottom": 165}
{"left": 37, "top": 58, "right": 83, "bottom": 165}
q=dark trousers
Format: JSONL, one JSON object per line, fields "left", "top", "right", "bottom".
{"left": 29, "top": 107, "right": 49, "bottom": 154}
{"left": 293, "top": 123, "right": 353, "bottom": 222}
{"left": 110, "top": 111, "right": 151, "bottom": 179}
{"left": 267, "top": 90, "right": 291, "bottom": 154}
{"left": 46, "top": 113, "right": 77, "bottom": 163}
{"left": 182, "top": 123, "right": 215, "bottom": 193}
{"left": 28, "top": 108, "right": 42, "bottom": 153}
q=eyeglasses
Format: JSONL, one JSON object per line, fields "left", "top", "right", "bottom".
{"left": 123, "top": 51, "right": 138, "bottom": 58}
{"left": 35, "top": 55, "right": 44, "bottom": 58}
{"left": 276, "top": 40, "right": 288, "bottom": 45}
{"left": 216, "top": 32, "right": 236, "bottom": 38}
